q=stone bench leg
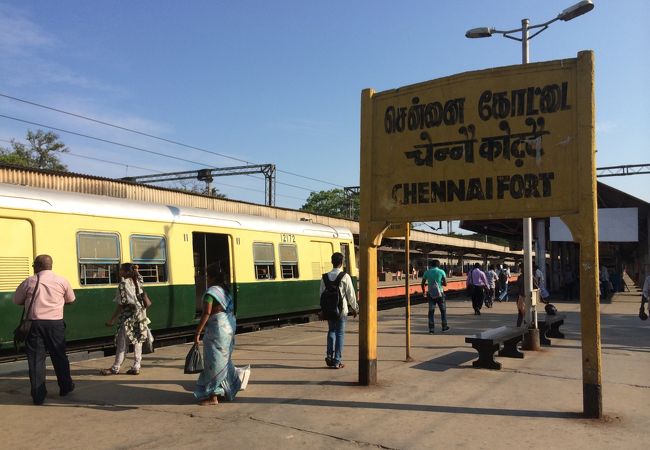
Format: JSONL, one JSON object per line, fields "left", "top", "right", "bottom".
{"left": 470, "top": 342, "right": 502, "bottom": 370}
{"left": 538, "top": 324, "right": 552, "bottom": 346}
{"left": 548, "top": 320, "right": 565, "bottom": 339}
{"left": 499, "top": 336, "right": 524, "bottom": 358}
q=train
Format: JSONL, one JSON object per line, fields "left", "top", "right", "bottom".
{"left": 0, "top": 184, "right": 357, "bottom": 351}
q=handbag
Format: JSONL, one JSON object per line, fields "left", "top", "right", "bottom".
{"left": 134, "top": 278, "right": 152, "bottom": 309}
{"left": 640, "top": 296, "right": 648, "bottom": 321}
{"left": 142, "top": 328, "right": 155, "bottom": 354}
{"left": 184, "top": 343, "right": 204, "bottom": 374}
{"left": 13, "top": 274, "right": 41, "bottom": 351}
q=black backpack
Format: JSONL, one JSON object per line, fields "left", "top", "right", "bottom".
{"left": 498, "top": 270, "right": 508, "bottom": 284}
{"left": 320, "top": 272, "right": 346, "bottom": 320}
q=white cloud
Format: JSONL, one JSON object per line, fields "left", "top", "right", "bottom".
{"left": 0, "top": 4, "right": 54, "bottom": 55}
{"left": 0, "top": 4, "right": 119, "bottom": 93}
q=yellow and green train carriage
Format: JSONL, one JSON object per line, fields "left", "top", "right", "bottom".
{"left": 0, "top": 184, "right": 357, "bottom": 351}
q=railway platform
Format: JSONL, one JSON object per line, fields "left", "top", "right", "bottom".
{"left": 0, "top": 292, "right": 647, "bottom": 449}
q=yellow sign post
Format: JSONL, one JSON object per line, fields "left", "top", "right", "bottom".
{"left": 359, "top": 51, "right": 601, "bottom": 417}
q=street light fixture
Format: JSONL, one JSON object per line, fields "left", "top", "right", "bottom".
{"left": 466, "top": 1, "right": 594, "bottom": 42}
{"left": 464, "top": 0, "right": 594, "bottom": 348}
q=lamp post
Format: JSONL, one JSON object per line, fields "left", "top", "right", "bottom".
{"left": 466, "top": 0, "right": 594, "bottom": 349}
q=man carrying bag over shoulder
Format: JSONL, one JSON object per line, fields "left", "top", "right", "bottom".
{"left": 13, "top": 255, "right": 76, "bottom": 405}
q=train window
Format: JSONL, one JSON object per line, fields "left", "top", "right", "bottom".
{"left": 130, "top": 235, "right": 168, "bottom": 283}
{"left": 77, "top": 232, "right": 120, "bottom": 285}
{"left": 253, "top": 242, "right": 276, "bottom": 280}
{"left": 279, "top": 244, "right": 299, "bottom": 279}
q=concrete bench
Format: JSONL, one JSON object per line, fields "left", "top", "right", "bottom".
{"left": 465, "top": 326, "right": 526, "bottom": 370}
{"left": 538, "top": 313, "right": 566, "bottom": 346}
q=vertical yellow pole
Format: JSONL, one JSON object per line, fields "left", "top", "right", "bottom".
{"left": 563, "top": 51, "right": 602, "bottom": 418}
{"left": 359, "top": 88, "right": 380, "bottom": 385}
{"left": 577, "top": 51, "right": 602, "bottom": 418}
{"left": 405, "top": 223, "right": 412, "bottom": 361}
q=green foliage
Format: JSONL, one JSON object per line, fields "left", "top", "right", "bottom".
{"left": 175, "top": 180, "right": 227, "bottom": 199}
{"left": 0, "top": 129, "right": 69, "bottom": 171}
{"left": 300, "top": 188, "right": 359, "bottom": 219}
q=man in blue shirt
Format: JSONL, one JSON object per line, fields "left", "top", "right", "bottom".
{"left": 421, "top": 260, "right": 449, "bottom": 334}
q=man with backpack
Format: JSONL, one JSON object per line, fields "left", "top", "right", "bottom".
{"left": 421, "top": 260, "right": 449, "bottom": 334}
{"left": 320, "top": 252, "right": 358, "bottom": 369}
{"left": 497, "top": 264, "right": 510, "bottom": 302}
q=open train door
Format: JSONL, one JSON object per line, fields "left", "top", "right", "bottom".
{"left": 0, "top": 218, "right": 33, "bottom": 344}
{"left": 192, "top": 232, "right": 232, "bottom": 316}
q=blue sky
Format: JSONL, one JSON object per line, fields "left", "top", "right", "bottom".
{"left": 0, "top": 0, "right": 648, "bottom": 209}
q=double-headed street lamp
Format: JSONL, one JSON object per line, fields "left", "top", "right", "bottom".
{"left": 466, "top": 0, "right": 594, "bottom": 64}
{"left": 465, "top": 0, "right": 594, "bottom": 349}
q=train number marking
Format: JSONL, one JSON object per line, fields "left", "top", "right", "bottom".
{"left": 280, "top": 234, "right": 296, "bottom": 243}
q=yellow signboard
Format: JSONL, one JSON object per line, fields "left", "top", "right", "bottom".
{"left": 382, "top": 222, "right": 409, "bottom": 238}
{"left": 358, "top": 51, "right": 601, "bottom": 418}
{"left": 367, "top": 56, "right": 587, "bottom": 222}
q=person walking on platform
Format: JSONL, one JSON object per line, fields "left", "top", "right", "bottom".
{"left": 101, "top": 263, "right": 153, "bottom": 376}
{"left": 640, "top": 273, "right": 650, "bottom": 317}
{"left": 13, "top": 254, "right": 76, "bottom": 405}
{"left": 497, "top": 264, "right": 510, "bottom": 302}
{"left": 421, "top": 260, "right": 449, "bottom": 334}
{"left": 467, "top": 263, "right": 488, "bottom": 315}
{"left": 563, "top": 265, "right": 576, "bottom": 300}
{"left": 194, "top": 263, "right": 250, "bottom": 406}
{"left": 320, "top": 252, "right": 359, "bottom": 369}
{"left": 600, "top": 264, "right": 611, "bottom": 300}
{"left": 485, "top": 265, "right": 498, "bottom": 308}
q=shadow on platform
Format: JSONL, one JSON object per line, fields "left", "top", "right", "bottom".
{"left": 411, "top": 351, "right": 477, "bottom": 372}
{"left": 238, "top": 396, "right": 583, "bottom": 419}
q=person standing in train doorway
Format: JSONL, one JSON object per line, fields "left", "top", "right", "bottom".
{"left": 13, "top": 254, "right": 76, "bottom": 405}
{"left": 421, "top": 259, "right": 449, "bottom": 334}
{"left": 320, "top": 252, "right": 359, "bottom": 369}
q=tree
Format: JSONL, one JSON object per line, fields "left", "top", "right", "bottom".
{"left": 300, "top": 188, "right": 359, "bottom": 219}
{"left": 175, "top": 180, "right": 227, "bottom": 199}
{"left": 0, "top": 129, "right": 69, "bottom": 171}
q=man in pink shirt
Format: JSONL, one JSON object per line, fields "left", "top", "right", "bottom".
{"left": 14, "top": 254, "right": 76, "bottom": 405}
{"left": 466, "top": 263, "right": 488, "bottom": 316}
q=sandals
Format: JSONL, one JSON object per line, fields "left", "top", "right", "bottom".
{"left": 126, "top": 368, "right": 140, "bottom": 375}
{"left": 99, "top": 367, "right": 119, "bottom": 376}
{"left": 199, "top": 395, "right": 219, "bottom": 406}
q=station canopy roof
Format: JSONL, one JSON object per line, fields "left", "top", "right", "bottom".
{"left": 460, "top": 181, "right": 650, "bottom": 244}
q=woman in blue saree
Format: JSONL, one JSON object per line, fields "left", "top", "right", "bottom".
{"left": 194, "top": 264, "right": 250, "bottom": 406}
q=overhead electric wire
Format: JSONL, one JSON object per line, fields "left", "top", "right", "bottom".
{"left": 65, "top": 151, "right": 160, "bottom": 173}
{"left": 5, "top": 133, "right": 309, "bottom": 202}
{"left": 0, "top": 113, "right": 317, "bottom": 193}
{"left": 6, "top": 138, "right": 307, "bottom": 202}
{"left": 0, "top": 92, "right": 345, "bottom": 189}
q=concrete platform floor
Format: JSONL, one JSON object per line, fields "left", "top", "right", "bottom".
{"left": 1, "top": 291, "right": 648, "bottom": 449}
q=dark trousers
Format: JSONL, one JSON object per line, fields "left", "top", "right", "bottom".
{"left": 471, "top": 286, "right": 484, "bottom": 312}
{"left": 428, "top": 295, "right": 448, "bottom": 330}
{"left": 26, "top": 320, "right": 73, "bottom": 405}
